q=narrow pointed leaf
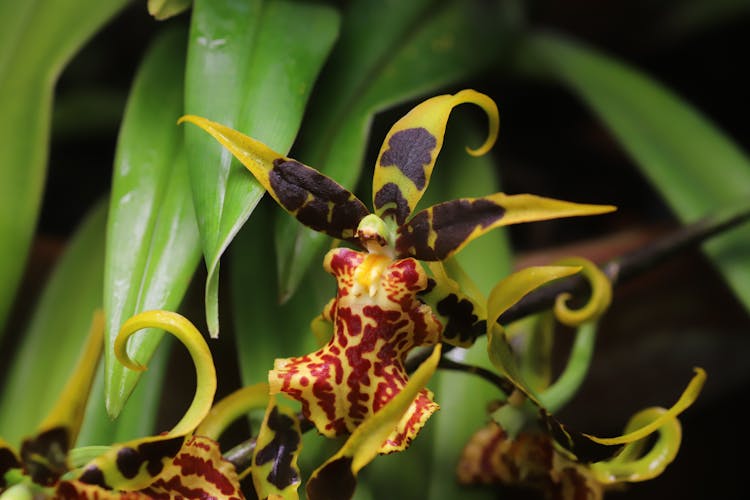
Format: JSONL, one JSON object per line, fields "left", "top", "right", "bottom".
{"left": 184, "top": 0, "right": 340, "bottom": 337}
{"left": 0, "top": 202, "right": 106, "bottom": 447}
{"left": 518, "top": 32, "right": 750, "bottom": 312}
{"left": 104, "top": 27, "right": 202, "bottom": 417}
{"left": 276, "top": 0, "right": 515, "bottom": 300}
{"left": 397, "top": 194, "right": 615, "bottom": 261}
{"left": 0, "top": 0, "right": 128, "bottom": 337}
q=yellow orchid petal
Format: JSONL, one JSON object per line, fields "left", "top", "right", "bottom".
{"left": 114, "top": 310, "right": 216, "bottom": 437}
{"left": 196, "top": 382, "right": 270, "bottom": 442}
{"left": 396, "top": 194, "right": 615, "bottom": 261}
{"left": 251, "top": 396, "right": 303, "bottom": 500}
{"left": 418, "top": 260, "right": 488, "bottom": 347}
{"left": 590, "top": 407, "right": 682, "bottom": 484}
{"left": 372, "top": 89, "right": 498, "bottom": 225}
{"left": 552, "top": 257, "right": 612, "bottom": 326}
{"left": 18, "top": 311, "right": 104, "bottom": 486}
{"left": 76, "top": 310, "right": 217, "bottom": 491}
{"left": 306, "top": 345, "right": 441, "bottom": 500}
{"left": 583, "top": 368, "right": 705, "bottom": 446}
{"left": 179, "top": 115, "right": 369, "bottom": 243}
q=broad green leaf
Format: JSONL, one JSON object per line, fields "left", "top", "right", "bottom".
{"left": 0, "top": 202, "right": 106, "bottom": 448}
{"left": 0, "top": 0, "right": 128, "bottom": 338}
{"left": 184, "top": 0, "right": 340, "bottom": 337}
{"left": 517, "top": 32, "right": 750, "bottom": 312}
{"left": 104, "top": 27, "right": 201, "bottom": 417}
{"left": 275, "top": 0, "right": 517, "bottom": 301}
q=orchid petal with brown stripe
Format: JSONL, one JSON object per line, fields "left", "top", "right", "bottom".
{"left": 372, "top": 89, "right": 499, "bottom": 225}
{"left": 179, "top": 115, "right": 369, "bottom": 244}
{"left": 396, "top": 194, "right": 616, "bottom": 261}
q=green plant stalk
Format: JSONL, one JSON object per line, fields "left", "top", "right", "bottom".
{"left": 0, "top": 0, "right": 128, "bottom": 337}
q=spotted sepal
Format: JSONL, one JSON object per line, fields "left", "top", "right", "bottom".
{"left": 251, "top": 396, "right": 302, "bottom": 499}
{"left": 484, "top": 266, "right": 706, "bottom": 463}
{"left": 396, "top": 193, "right": 616, "bottom": 261}
{"left": 306, "top": 345, "right": 441, "bottom": 500}
{"left": 372, "top": 89, "right": 499, "bottom": 226}
{"left": 64, "top": 436, "right": 243, "bottom": 499}
{"left": 179, "top": 115, "right": 370, "bottom": 243}
{"left": 418, "top": 262, "right": 487, "bottom": 347}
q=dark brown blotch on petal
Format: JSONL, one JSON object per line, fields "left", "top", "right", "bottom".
{"left": 116, "top": 436, "right": 185, "bottom": 480}
{"left": 436, "top": 294, "right": 486, "bottom": 344}
{"left": 269, "top": 159, "right": 369, "bottom": 241}
{"left": 254, "top": 406, "right": 301, "bottom": 490}
{"left": 374, "top": 182, "right": 411, "bottom": 225}
{"left": 379, "top": 128, "right": 437, "bottom": 190}
{"left": 306, "top": 456, "right": 356, "bottom": 500}
{"left": 397, "top": 198, "right": 506, "bottom": 260}
{"left": 78, "top": 465, "right": 109, "bottom": 489}
{"left": 19, "top": 426, "right": 69, "bottom": 486}
{"left": 0, "top": 446, "right": 21, "bottom": 488}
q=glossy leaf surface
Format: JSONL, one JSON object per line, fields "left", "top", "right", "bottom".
{"left": 184, "top": 0, "right": 339, "bottom": 337}
{"left": 104, "top": 27, "right": 201, "bottom": 417}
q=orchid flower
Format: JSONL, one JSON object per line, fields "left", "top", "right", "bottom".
{"left": 179, "top": 89, "right": 612, "bottom": 465}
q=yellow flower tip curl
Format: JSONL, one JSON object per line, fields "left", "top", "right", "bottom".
{"left": 114, "top": 310, "right": 217, "bottom": 437}
{"left": 552, "top": 257, "right": 613, "bottom": 327}
{"left": 453, "top": 89, "right": 500, "bottom": 157}
{"left": 590, "top": 407, "right": 682, "bottom": 484}
{"left": 585, "top": 367, "right": 706, "bottom": 447}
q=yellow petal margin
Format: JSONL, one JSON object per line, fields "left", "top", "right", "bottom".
{"left": 372, "top": 89, "right": 499, "bottom": 225}
{"left": 306, "top": 345, "right": 442, "bottom": 500}
{"left": 396, "top": 194, "right": 616, "bottom": 261}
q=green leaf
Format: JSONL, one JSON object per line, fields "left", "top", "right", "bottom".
{"left": 0, "top": 0, "right": 128, "bottom": 337}
{"left": 230, "top": 201, "right": 332, "bottom": 387}
{"left": 184, "top": 0, "right": 340, "bottom": 337}
{"left": 517, "top": 32, "right": 750, "bottom": 312}
{"left": 104, "top": 27, "right": 202, "bottom": 417}
{"left": 0, "top": 202, "right": 106, "bottom": 448}
{"left": 275, "top": 0, "right": 515, "bottom": 301}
